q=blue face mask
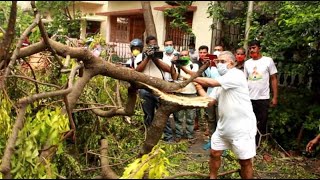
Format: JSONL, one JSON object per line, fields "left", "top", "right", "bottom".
{"left": 164, "top": 46, "right": 174, "bottom": 54}
{"left": 189, "top": 48, "right": 195, "bottom": 54}
{"left": 217, "top": 63, "right": 229, "bottom": 76}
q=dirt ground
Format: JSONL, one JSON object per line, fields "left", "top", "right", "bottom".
{"left": 178, "top": 122, "right": 320, "bottom": 179}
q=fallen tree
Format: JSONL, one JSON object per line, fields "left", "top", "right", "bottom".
{"left": 0, "top": 1, "right": 211, "bottom": 178}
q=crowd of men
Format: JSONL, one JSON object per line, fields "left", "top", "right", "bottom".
{"left": 120, "top": 36, "right": 318, "bottom": 179}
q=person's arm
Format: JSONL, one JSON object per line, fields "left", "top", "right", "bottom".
{"left": 170, "top": 63, "right": 178, "bottom": 80}
{"left": 135, "top": 55, "right": 151, "bottom": 72}
{"left": 306, "top": 134, "right": 320, "bottom": 152}
{"left": 194, "top": 82, "right": 216, "bottom": 107}
{"left": 153, "top": 58, "right": 171, "bottom": 72}
{"left": 193, "top": 77, "right": 221, "bottom": 88}
{"left": 270, "top": 74, "right": 278, "bottom": 107}
{"left": 181, "top": 66, "right": 196, "bottom": 76}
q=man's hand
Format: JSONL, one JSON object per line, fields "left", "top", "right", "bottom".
{"left": 144, "top": 48, "right": 154, "bottom": 57}
{"left": 306, "top": 134, "right": 320, "bottom": 152}
{"left": 200, "top": 56, "right": 210, "bottom": 63}
{"left": 270, "top": 97, "right": 278, "bottom": 107}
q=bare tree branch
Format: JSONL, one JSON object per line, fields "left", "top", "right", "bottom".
{"left": 17, "top": 59, "right": 40, "bottom": 93}
{"left": 100, "top": 139, "right": 119, "bottom": 179}
{"left": 5, "top": 74, "right": 60, "bottom": 89}
{"left": 0, "top": 26, "right": 6, "bottom": 34}
{"left": 91, "top": 85, "right": 137, "bottom": 117}
{"left": 30, "top": 1, "right": 64, "bottom": 68}
{"left": 163, "top": 169, "right": 240, "bottom": 179}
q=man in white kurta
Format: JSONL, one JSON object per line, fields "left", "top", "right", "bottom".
{"left": 193, "top": 51, "right": 257, "bottom": 179}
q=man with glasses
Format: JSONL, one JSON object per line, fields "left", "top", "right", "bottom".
{"left": 193, "top": 51, "right": 257, "bottom": 179}
{"left": 244, "top": 40, "right": 278, "bottom": 146}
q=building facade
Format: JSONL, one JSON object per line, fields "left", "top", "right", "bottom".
{"left": 18, "top": 1, "right": 217, "bottom": 60}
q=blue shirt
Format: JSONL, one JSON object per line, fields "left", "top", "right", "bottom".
{"left": 204, "top": 66, "right": 220, "bottom": 95}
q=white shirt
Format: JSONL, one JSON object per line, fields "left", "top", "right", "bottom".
{"left": 209, "top": 68, "right": 257, "bottom": 138}
{"left": 134, "top": 53, "right": 171, "bottom": 80}
{"left": 162, "top": 51, "right": 177, "bottom": 82}
{"left": 189, "top": 51, "right": 199, "bottom": 63}
{"left": 176, "top": 62, "right": 199, "bottom": 94}
{"left": 244, "top": 56, "right": 278, "bottom": 100}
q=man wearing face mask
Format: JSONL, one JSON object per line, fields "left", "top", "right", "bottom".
{"left": 188, "top": 42, "right": 199, "bottom": 63}
{"left": 213, "top": 45, "right": 224, "bottom": 54}
{"left": 235, "top": 47, "right": 247, "bottom": 71}
{"left": 161, "top": 38, "right": 180, "bottom": 142}
{"left": 125, "top": 38, "right": 144, "bottom": 68}
{"left": 162, "top": 38, "right": 178, "bottom": 82}
{"left": 244, "top": 40, "right": 278, "bottom": 146}
{"left": 193, "top": 51, "right": 257, "bottom": 179}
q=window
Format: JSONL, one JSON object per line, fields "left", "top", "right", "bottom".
{"left": 86, "top": 20, "right": 101, "bottom": 37}
{"left": 165, "top": 11, "right": 194, "bottom": 51}
{"left": 110, "top": 15, "right": 145, "bottom": 43}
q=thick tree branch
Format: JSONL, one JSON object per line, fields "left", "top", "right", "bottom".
{"left": 18, "top": 39, "right": 206, "bottom": 94}
{"left": 139, "top": 83, "right": 211, "bottom": 155}
{"left": 141, "top": 1, "right": 157, "bottom": 37}
{"left": 0, "top": 1, "right": 17, "bottom": 63}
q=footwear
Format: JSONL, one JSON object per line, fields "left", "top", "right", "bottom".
{"left": 203, "top": 141, "right": 211, "bottom": 150}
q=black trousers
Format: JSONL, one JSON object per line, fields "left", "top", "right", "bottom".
{"left": 251, "top": 99, "right": 270, "bottom": 145}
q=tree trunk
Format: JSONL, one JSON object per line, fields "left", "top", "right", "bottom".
{"left": 244, "top": 1, "right": 254, "bottom": 54}
{"left": 141, "top": 1, "right": 157, "bottom": 38}
{"left": 0, "top": 1, "right": 17, "bottom": 68}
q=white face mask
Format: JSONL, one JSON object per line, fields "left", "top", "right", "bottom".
{"left": 217, "top": 63, "right": 229, "bottom": 76}
{"left": 213, "top": 51, "right": 221, "bottom": 57}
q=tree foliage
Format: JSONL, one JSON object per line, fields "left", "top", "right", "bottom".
{"left": 163, "top": 1, "right": 194, "bottom": 35}
{"left": 36, "top": 1, "right": 81, "bottom": 38}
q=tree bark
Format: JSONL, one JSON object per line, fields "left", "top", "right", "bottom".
{"left": 100, "top": 139, "right": 119, "bottom": 179}
{"left": 244, "top": 1, "right": 254, "bottom": 54}
{"left": 0, "top": 1, "right": 17, "bottom": 67}
{"left": 141, "top": 1, "right": 157, "bottom": 37}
